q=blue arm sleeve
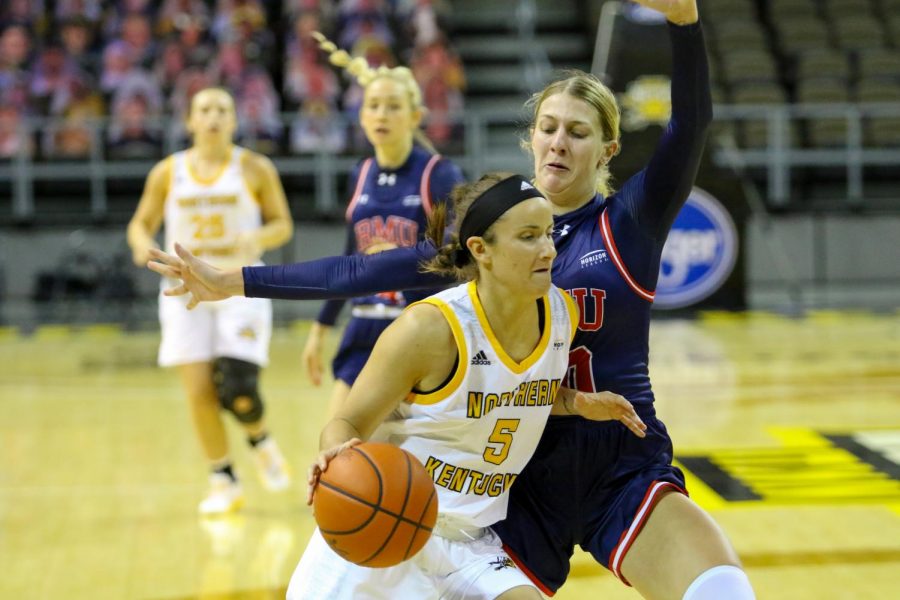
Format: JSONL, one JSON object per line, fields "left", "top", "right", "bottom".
{"left": 620, "top": 21, "right": 712, "bottom": 240}
{"left": 315, "top": 225, "right": 355, "bottom": 326}
{"left": 243, "top": 241, "right": 450, "bottom": 300}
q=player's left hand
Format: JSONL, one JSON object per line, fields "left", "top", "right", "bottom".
{"left": 307, "top": 438, "right": 363, "bottom": 507}
{"left": 573, "top": 391, "right": 647, "bottom": 438}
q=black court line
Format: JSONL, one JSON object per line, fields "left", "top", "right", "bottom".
{"left": 825, "top": 434, "right": 900, "bottom": 480}
{"left": 678, "top": 456, "right": 762, "bottom": 501}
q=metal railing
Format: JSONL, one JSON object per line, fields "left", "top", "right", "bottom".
{"left": 1, "top": 103, "right": 899, "bottom": 221}
{"left": 0, "top": 110, "right": 523, "bottom": 221}
{"left": 711, "top": 103, "right": 900, "bottom": 207}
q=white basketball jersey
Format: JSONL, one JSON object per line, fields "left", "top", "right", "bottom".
{"left": 164, "top": 146, "right": 262, "bottom": 269}
{"left": 374, "top": 281, "right": 579, "bottom": 528}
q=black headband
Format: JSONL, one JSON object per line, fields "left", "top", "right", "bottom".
{"left": 454, "top": 175, "right": 545, "bottom": 266}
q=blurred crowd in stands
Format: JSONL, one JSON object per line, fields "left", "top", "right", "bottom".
{"left": 0, "top": 0, "right": 467, "bottom": 161}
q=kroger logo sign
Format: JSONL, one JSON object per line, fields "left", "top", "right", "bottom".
{"left": 655, "top": 187, "right": 737, "bottom": 309}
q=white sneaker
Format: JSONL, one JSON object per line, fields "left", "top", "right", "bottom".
{"left": 198, "top": 473, "right": 244, "bottom": 515}
{"left": 253, "top": 437, "right": 291, "bottom": 492}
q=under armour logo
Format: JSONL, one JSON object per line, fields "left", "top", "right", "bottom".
{"left": 471, "top": 350, "right": 491, "bottom": 365}
{"left": 556, "top": 224, "right": 571, "bottom": 237}
{"left": 378, "top": 173, "right": 397, "bottom": 186}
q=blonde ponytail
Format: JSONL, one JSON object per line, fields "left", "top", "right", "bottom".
{"left": 311, "top": 31, "right": 437, "bottom": 153}
{"left": 311, "top": 31, "right": 378, "bottom": 87}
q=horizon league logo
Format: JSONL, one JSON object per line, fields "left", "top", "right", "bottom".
{"left": 654, "top": 187, "right": 737, "bottom": 310}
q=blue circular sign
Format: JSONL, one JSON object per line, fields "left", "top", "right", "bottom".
{"left": 654, "top": 187, "right": 738, "bottom": 309}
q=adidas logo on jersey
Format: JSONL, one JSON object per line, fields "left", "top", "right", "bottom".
{"left": 520, "top": 181, "right": 534, "bottom": 191}
{"left": 470, "top": 350, "right": 491, "bottom": 365}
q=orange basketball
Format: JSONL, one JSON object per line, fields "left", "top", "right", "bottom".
{"left": 313, "top": 441, "right": 438, "bottom": 568}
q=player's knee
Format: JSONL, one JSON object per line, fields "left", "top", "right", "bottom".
{"left": 212, "top": 357, "right": 265, "bottom": 424}
{"left": 682, "top": 565, "right": 755, "bottom": 600}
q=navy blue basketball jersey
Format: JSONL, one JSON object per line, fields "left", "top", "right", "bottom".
{"left": 550, "top": 195, "right": 658, "bottom": 406}
{"left": 316, "top": 145, "right": 464, "bottom": 327}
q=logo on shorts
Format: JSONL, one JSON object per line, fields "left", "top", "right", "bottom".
{"left": 238, "top": 326, "right": 257, "bottom": 340}
{"left": 470, "top": 350, "right": 491, "bottom": 365}
{"left": 489, "top": 556, "right": 517, "bottom": 571}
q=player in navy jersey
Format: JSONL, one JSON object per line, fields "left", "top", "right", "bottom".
{"left": 300, "top": 33, "right": 464, "bottom": 418}
{"left": 148, "top": 1, "right": 755, "bottom": 598}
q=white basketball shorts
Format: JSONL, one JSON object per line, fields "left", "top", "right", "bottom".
{"left": 157, "top": 291, "right": 272, "bottom": 367}
{"left": 286, "top": 526, "right": 536, "bottom": 600}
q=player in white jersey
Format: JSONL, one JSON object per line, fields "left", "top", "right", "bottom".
{"left": 286, "top": 173, "right": 647, "bottom": 599}
{"left": 127, "top": 87, "right": 294, "bottom": 514}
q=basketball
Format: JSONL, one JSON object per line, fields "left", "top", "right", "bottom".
{"left": 313, "top": 441, "right": 438, "bottom": 568}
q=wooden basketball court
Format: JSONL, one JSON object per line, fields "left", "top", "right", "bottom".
{"left": 2, "top": 310, "right": 898, "bottom": 599}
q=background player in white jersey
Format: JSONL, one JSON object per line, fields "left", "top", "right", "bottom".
{"left": 287, "top": 173, "right": 646, "bottom": 599}
{"left": 127, "top": 87, "right": 294, "bottom": 514}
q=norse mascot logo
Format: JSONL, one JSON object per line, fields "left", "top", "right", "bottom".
{"left": 655, "top": 187, "right": 738, "bottom": 309}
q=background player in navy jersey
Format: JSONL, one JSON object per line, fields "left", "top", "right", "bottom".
{"left": 301, "top": 33, "right": 464, "bottom": 418}
{"left": 149, "top": 1, "right": 756, "bottom": 597}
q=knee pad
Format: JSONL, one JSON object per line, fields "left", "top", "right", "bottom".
{"left": 682, "top": 565, "right": 755, "bottom": 600}
{"left": 212, "top": 357, "right": 265, "bottom": 424}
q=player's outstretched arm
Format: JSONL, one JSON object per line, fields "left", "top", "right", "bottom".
{"left": 243, "top": 240, "right": 449, "bottom": 300}
{"left": 148, "top": 240, "right": 452, "bottom": 308}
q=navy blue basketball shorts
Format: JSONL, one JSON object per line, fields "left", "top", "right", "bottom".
{"left": 492, "top": 405, "right": 687, "bottom": 595}
{"left": 331, "top": 317, "right": 391, "bottom": 387}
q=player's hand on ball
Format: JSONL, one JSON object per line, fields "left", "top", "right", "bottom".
{"left": 307, "top": 437, "right": 363, "bottom": 506}
{"left": 573, "top": 391, "right": 647, "bottom": 438}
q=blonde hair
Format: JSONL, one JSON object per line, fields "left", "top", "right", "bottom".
{"left": 311, "top": 31, "right": 436, "bottom": 153}
{"left": 525, "top": 70, "right": 621, "bottom": 197}
{"left": 422, "top": 172, "right": 517, "bottom": 281}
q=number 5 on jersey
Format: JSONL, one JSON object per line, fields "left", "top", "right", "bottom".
{"left": 483, "top": 419, "right": 520, "bottom": 465}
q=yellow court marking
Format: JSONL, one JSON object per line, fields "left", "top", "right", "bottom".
{"left": 677, "top": 427, "right": 900, "bottom": 506}
{"left": 673, "top": 459, "right": 728, "bottom": 510}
